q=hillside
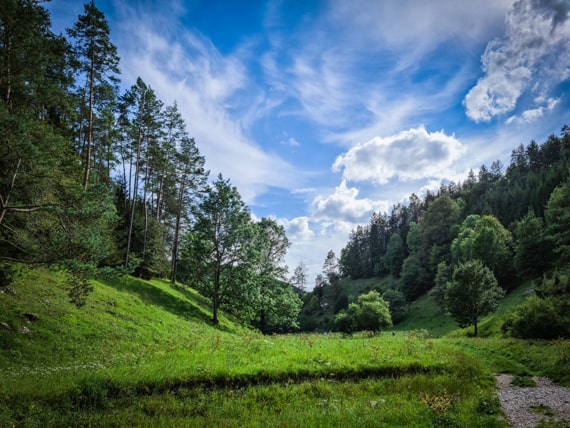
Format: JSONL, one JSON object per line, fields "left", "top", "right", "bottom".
{"left": 0, "top": 267, "right": 245, "bottom": 370}
{"left": 1, "top": 267, "right": 568, "bottom": 427}
{"left": 394, "top": 281, "right": 531, "bottom": 338}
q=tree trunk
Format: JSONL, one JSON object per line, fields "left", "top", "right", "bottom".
{"left": 83, "top": 49, "right": 95, "bottom": 190}
{"left": 170, "top": 181, "right": 185, "bottom": 285}
{"left": 125, "top": 132, "right": 142, "bottom": 269}
{"left": 0, "top": 159, "right": 21, "bottom": 226}
{"left": 213, "top": 264, "right": 221, "bottom": 325}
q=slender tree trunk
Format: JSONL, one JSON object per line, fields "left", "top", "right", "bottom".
{"left": 83, "top": 50, "right": 95, "bottom": 190}
{"left": 141, "top": 146, "right": 150, "bottom": 262}
{"left": 125, "top": 132, "right": 142, "bottom": 269}
{"left": 156, "top": 175, "right": 163, "bottom": 222}
{"left": 170, "top": 181, "right": 185, "bottom": 285}
{"left": 5, "top": 32, "right": 11, "bottom": 107}
{"left": 213, "top": 263, "right": 221, "bottom": 325}
{"left": 0, "top": 159, "right": 21, "bottom": 225}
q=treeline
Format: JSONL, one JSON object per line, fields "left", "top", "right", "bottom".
{"left": 0, "top": 1, "right": 301, "bottom": 333}
{"left": 300, "top": 130, "right": 570, "bottom": 338}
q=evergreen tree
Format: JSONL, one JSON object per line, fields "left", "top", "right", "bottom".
{"left": 166, "top": 103, "right": 207, "bottom": 284}
{"left": 67, "top": 0, "right": 120, "bottom": 189}
{"left": 545, "top": 175, "right": 570, "bottom": 267}
{"left": 514, "top": 211, "right": 554, "bottom": 279}
{"left": 290, "top": 261, "right": 308, "bottom": 291}
{"left": 118, "top": 78, "right": 163, "bottom": 271}
{"left": 384, "top": 233, "right": 406, "bottom": 277}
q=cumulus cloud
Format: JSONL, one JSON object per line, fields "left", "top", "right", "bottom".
{"left": 281, "top": 217, "right": 315, "bottom": 242}
{"left": 312, "top": 180, "right": 389, "bottom": 223}
{"left": 332, "top": 126, "right": 465, "bottom": 184}
{"left": 506, "top": 97, "right": 561, "bottom": 124}
{"left": 464, "top": 0, "right": 570, "bottom": 122}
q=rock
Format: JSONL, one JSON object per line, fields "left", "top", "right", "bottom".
{"left": 0, "top": 322, "right": 12, "bottom": 331}
{"left": 23, "top": 313, "right": 39, "bottom": 323}
{"left": 20, "top": 326, "right": 31, "bottom": 334}
{"left": 107, "top": 301, "right": 116, "bottom": 307}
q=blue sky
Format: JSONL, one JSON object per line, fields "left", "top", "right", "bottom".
{"left": 47, "top": 0, "right": 570, "bottom": 284}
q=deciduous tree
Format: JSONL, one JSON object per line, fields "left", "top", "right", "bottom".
{"left": 445, "top": 260, "right": 504, "bottom": 336}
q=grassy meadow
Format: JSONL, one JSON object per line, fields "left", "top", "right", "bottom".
{"left": 1, "top": 268, "right": 568, "bottom": 427}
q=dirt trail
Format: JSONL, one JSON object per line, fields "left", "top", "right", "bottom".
{"left": 495, "top": 374, "right": 570, "bottom": 427}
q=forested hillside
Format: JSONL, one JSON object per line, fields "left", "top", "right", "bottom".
{"left": 300, "top": 130, "right": 570, "bottom": 338}
{"left": 0, "top": 1, "right": 300, "bottom": 333}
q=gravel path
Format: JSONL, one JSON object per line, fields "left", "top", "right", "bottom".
{"left": 495, "top": 374, "right": 570, "bottom": 427}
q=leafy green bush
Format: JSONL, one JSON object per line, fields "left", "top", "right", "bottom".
{"left": 502, "top": 270, "right": 570, "bottom": 339}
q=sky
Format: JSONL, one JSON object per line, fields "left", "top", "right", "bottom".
{"left": 47, "top": 0, "right": 570, "bottom": 285}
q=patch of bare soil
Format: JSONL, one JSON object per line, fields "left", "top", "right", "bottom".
{"left": 495, "top": 374, "right": 570, "bottom": 427}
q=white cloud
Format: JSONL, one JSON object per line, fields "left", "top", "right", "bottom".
{"left": 333, "top": 126, "right": 465, "bottom": 184}
{"left": 327, "top": 0, "right": 512, "bottom": 67}
{"left": 312, "top": 180, "right": 390, "bottom": 223}
{"left": 506, "top": 97, "right": 561, "bottom": 124}
{"left": 280, "top": 137, "right": 300, "bottom": 147}
{"left": 291, "top": 187, "right": 316, "bottom": 195}
{"left": 465, "top": 0, "right": 570, "bottom": 122}
{"left": 109, "top": 3, "right": 303, "bottom": 205}
{"left": 281, "top": 217, "right": 315, "bottom": 242}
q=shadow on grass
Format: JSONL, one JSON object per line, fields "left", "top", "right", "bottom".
{"left": 102, "top": 276, "right": 231, "bottom": 331}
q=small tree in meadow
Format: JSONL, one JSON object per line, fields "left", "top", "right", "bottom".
{"left": 445, "top": 260, "right": 505, "bottom": 336}
{"left": 333, "top": 290, "right": 392, "bottom": 334}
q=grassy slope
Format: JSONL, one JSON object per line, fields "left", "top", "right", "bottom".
{"left": 0, "top": 267, "right": 244, "bottom": 370}
{"left": 0, "top": 268, "right": 567, "bottom": 426}
{"left": 330, "top": 273, "right": 530, "bottom": 337}
{"left": 394, "top": 282, "right": 531, "bottom": 338}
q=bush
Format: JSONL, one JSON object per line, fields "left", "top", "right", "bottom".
{"left": 502, "top": 296, "right": 569, "bottom": 339}
{"left": 332, "top": 291, "right": 392, "bottom": 334}
{"left": 503, "top": 270, "right": 570, "bottom": 339}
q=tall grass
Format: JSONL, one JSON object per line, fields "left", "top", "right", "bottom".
{"left": 0, "top": 268, "right": 565, "bottom": 427}
{"left": 1, "top": 331, "right": 506, "bottom": 427}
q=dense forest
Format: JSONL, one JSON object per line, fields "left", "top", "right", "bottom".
{"left": 1, "top": 1, "right": 569, "bottom": 339}
{"left": 298, "top": 129, "right": 570, "bottom": 338}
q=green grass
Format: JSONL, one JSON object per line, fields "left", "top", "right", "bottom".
{"left": 394, "top": 281, "right": 532, "bottom": 338}
{"left": 0, "top": 267, "right": 567, "bottom": 427}
{"left": 393, "top": 292, "right": 457, "bottom": 337}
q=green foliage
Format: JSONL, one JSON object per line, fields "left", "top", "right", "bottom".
{"left": 421, "top": 194, "right": 460, "bottom": 271}
{"left": 400, "top": 254, "right": 430, "bottom": 301}
{"left": 502, "top": 270, "right": 570, "bottom": 339}
{"left": 451, "top": 215, "right": 514, "bottom": 289}
{"left": 382, "top": 289, "right": 408, "bottom": 323}
{"left": 431, "top": 261, "right": 452, "bottom": 312}
{"left": 445, "top": 260, "right": 505, "bottom": 336}
{"left": 332, "top": 310, "right": 355, "bottom": 335}
{"left": 333, "top": 290, "right": 392, "bottom": 334}
{"left": 252, "top": 280, "right": 302, "bottom": 334}
{"left": 384, "top": 233, "right": 406, "bottom": 277}
{"left": 545, "top": 174, "right": 570, "bottom": 266}
{"left": 515, "top": 211, "right": 554, "bottom": 279}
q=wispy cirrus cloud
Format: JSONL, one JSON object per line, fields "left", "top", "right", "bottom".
{"left": 109, "top": 1, "right": 302, "bottom": 204}
{"left": 464, "top": 0, "right": 570, "bottom": 122}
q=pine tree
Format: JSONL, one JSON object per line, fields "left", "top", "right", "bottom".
{"left": 67, "top": 0, "right": 120, "bottom": 189}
